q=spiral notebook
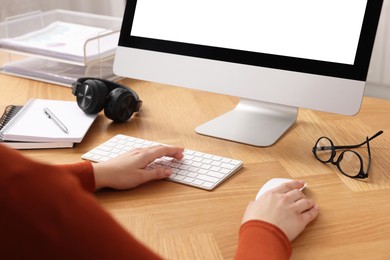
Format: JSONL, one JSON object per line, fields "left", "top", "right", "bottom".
{"left": 0, "top": 104, "right": 73, "bottom": 149}
{"left": 0, "top": 99, "right": 97, "bottom": 149}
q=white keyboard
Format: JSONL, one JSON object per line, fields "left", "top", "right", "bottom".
{"left": 82, "top": 134, "right": 243, "bottom": 190}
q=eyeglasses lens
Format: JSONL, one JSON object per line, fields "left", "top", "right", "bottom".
{"left": 315, "top": 137, "right": 333, "bottom": 162}
{"left": 338, "top": 151, "right": 362, "bottom": 177}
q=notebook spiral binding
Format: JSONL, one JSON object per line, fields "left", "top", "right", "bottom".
{"left": 0, "top": 105, "right": 18, "bottom": 131}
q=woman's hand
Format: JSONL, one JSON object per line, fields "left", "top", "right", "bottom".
{"left": 92, "top": 145, "right": 184, "bottom": 190}
{"left": 241, "top": 180, "right": 319, "bottom": 241}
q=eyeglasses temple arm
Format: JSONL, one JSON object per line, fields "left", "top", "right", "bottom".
{"left": 366, "top": 136, "right": 372, "bottom": 175}
{"left": 333, "top": 130, "right": 383, "bottom": 150}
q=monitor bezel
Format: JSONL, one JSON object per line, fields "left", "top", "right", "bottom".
{"left": 118, "top": 0, "right": 383, "bottom": 82}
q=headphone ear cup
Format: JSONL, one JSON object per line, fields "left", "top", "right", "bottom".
{"left": 104, "top": 88, "right": 137, "bottom": 123}
{"left": 76, "top": 79, "right": 107, "bottom": 114}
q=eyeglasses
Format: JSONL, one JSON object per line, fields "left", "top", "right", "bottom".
{"left": 312, "top": 130, "right": 383, "bottom": 179}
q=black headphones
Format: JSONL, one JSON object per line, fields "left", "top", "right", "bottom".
{"left": 71, "top": 77, "right": 142, "bottom": 123}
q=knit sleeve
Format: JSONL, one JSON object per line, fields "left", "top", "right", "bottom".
{"left": 234, "top": 220, "right": 292, "bottom": 260}
{"left": 55, "top": 161, "right": 95, "bottom": 192}
{"left": 0, "top": 144, "right": 163, "bottom": 259}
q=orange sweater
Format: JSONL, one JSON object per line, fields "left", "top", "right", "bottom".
{"left": 0, "top": 144, "right": 291, "bottom": 259}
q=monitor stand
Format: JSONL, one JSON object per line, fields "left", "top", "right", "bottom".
{"left": 195, "top": 98, "right": 297, "bottom": 147}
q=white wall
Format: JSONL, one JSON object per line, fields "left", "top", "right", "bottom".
{"left": 365, "top": 0, "right": 390, "bottom": 99}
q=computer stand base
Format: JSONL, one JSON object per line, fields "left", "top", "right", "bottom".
{"left": 195, "top": 98, "right": 297, "bottom": 147}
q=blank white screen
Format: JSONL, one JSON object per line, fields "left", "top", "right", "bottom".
{"left": 131, "top": 0, "right": 367, "bottom": 65}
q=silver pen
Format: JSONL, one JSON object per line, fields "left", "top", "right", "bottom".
{"left": 43, "top": 107, "right": 69, "bottom": 134}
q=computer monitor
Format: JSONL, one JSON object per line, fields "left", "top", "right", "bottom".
{"left": 114, "top": 0, "right": 383, "bottom": 146}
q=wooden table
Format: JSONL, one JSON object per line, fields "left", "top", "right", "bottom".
{"left": 1, "top": 73, "right": 390, "bottom": 259}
